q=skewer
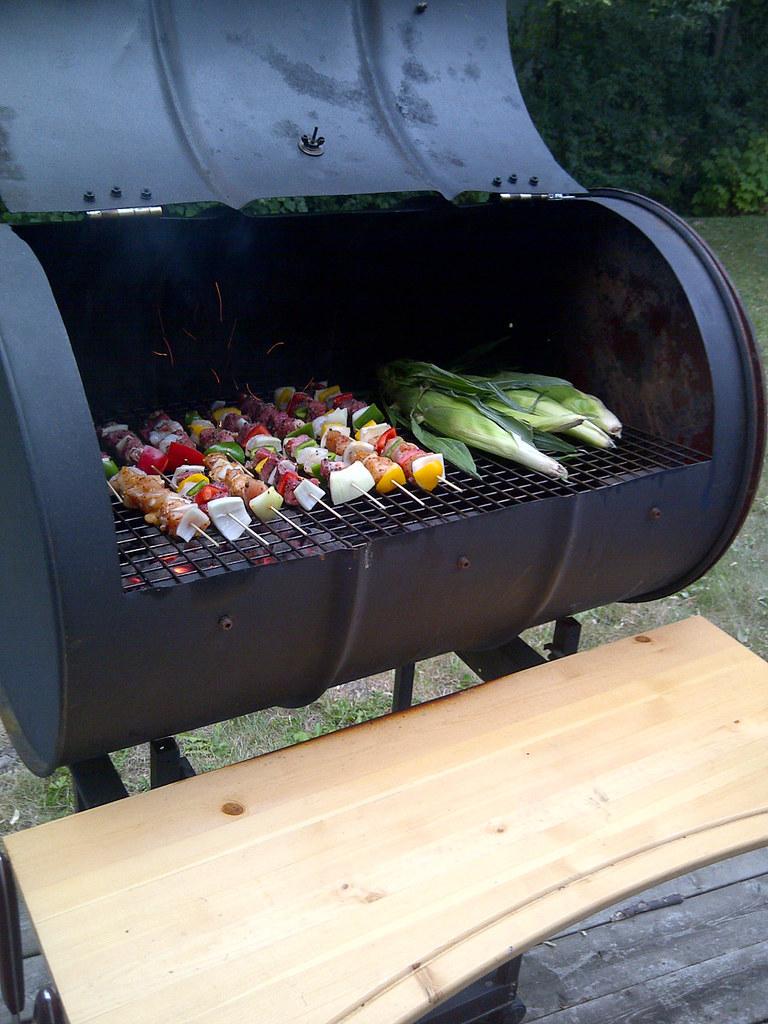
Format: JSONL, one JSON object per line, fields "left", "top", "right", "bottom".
{"left": 352, "top": 483, "right": 385, "bottom": 509}
{"left": 225, "top": 513, "right": 273, "bottom": 545}
{"left": 193, "top": 524, "right": 219, "bottom": 546}
{"left": 107, "top": 481, "right": 121, "bottom": 501}
{"left": 317, "top": 498, "right": 346, "bottom": 521}
{"left": 393, "top": 480, "right": 426, "bottom": 506}
{"left": 439, "top": 477, "right": 463, "bottom": 493}
{"left": 273, "top": 507, "right": 310, "bottom": 537}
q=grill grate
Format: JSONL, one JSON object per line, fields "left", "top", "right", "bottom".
{"left": 114, "top": 428, "right": 709, "bottom": 593}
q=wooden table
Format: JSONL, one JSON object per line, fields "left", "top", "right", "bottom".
{"left": 6, "top": 616, "right": 768, "bottom": 1024}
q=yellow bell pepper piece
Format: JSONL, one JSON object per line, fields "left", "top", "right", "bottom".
{"left": 189, "top": 419, "right": 214, "bottom": 439}
{"left": 375, "top": 463, "right": 406, "bottom": 495}
{"left": 354, "top": 420, "right": 377, "bottom": 441}
{"left": 412, "top": 458, "right": 442, "bottom": 493}
{"left": 315, "top": 385, "right": 341, "bottom": 404}
{"left": 211, "top": 406, "right": 241, "bottom": 424}
{"left": 254, "top": 457, "right": 268, "bottom": 475}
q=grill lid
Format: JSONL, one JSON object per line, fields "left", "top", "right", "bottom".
{"left": 0, "top": 1, "right": 581, "bottom": 214}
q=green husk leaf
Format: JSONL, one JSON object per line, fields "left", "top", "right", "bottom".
{"left": 409, "top": 416, "right": 478, "bottom": 477}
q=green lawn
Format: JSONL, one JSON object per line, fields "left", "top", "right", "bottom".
{"left": 0, "top": 215, "right": 765, "bottom": 832}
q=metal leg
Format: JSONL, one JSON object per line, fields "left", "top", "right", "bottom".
{"left": 33, "top": 985, "right": 65, "bottom": 1024}
{"left": 150, "top": 737, "right": 196, "bottom": 789}
{"left": 70, "top": 755, "right": 128, "bottom": 811}
{"left": 392, "top": 663, "right": 416, "bottom": 711}
{"left": 545, "top": 616, "right": 582, "bottom": 660}
{"left": 457, "top": 637, "right": 546, "bottom": 682}
{"left": 0, "top": 852, "right": 24, "bottom": 1020}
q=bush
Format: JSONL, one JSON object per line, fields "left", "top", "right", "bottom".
{"left": 693, "top": 134, "right": 768, "bottom": 215}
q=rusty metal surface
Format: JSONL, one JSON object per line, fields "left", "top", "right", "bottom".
{"left": 0, "top": 0, "right": 581, "bottom": 213}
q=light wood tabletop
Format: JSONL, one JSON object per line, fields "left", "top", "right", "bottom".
{"left": 6, "top": 616, "right": 768, "bottom": 1024}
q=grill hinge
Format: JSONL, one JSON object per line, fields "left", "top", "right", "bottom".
{"left": 499, "top": 193, "right": 576, "bottom": 201}
{"left": 85, "top": 205, "right": 163, "bottom": 219}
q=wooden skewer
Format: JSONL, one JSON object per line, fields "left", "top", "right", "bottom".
{"left": 107, "top": 481, "right": 121, "bottom": 501}
{"left": 317, "top": 498, "right": 346, "bottom": 521}
{"left": 273, "top": 508, "right": 310, "bottom": 537}
{"left": 439, "top": 477, "right": 463, "bottom": 493}
{"left": 352, "top": 483, "right": 385, "bottom": 509}
{"left": 393, "top": 480, "right": 426, "bottom": 506}
{"left": 193, "top": 524, "right": 219, "bottom": 547}
{"left": 224, "top": 513, "right": 273, "bottom": 545}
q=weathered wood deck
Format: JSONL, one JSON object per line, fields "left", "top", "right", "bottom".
{"left": 5, "top": 847, "right": 766, "bottom": 1023}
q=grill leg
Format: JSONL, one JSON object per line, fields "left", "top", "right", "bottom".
{"left": 392, "top": 663, "right": 415, "bottom": 711}
{"left": 545, "top": 616, "right": 582, "bottom": 660}
{"left": 0, "top": 851, "right": 24, "bottom": 1021}
{"left": 32, "top": 986, "right": 65, "bottom": 1024}
{"left": 414, "top": 954, "right": 526, "bottom": 1024}
{"left": 150, "top": 737, "right": 196, "bottom": 789}
{"left": 70, "top": 755, "right": 128, "bottom": 811}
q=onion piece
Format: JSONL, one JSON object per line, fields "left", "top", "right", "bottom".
{"left": 172, "top": 465, "right": 205, "bottom": 489}
{"left": 295, "top": 445, "right": 328, "bottom": 469}
{"left": 244, "top": 433, "right": 281, "bottom": 455}
{"left": 249, "top": 486, "right": 284, "bottom": 523}
{"left": 329, "top": 462, "right": 376, "bottom": 505}
{"left": 342, "top": 440, "right": 375, "bottom": 466}
{"left": 359, "top": 423, "right": 391, "bottom": 445}
{"left": 207, "top": 496, "right": 250, "bottom": 541}
{"left": 313, "top": 408, "right": 348, "bottom": 438}
{"left": 294, "top": 479, "right": 325, "bottom": 511}
{"left": 176, "top": 505, "right": 211, "bottom": 543}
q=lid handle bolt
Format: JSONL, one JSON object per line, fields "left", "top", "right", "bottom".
{"left": 298, "top": 126, "right": 325, "bottom": 157}
{"left": 415, "top": 1, "right": 428, "bottom": 11}
{"left": 110, "top": 185, "right": 122, "bottom": 198}
{"left": 508, "top": 174, "right": 518, "bottom": 184}
{"left": 83, "top": 190, "right": 95, "bottom": 202}
{"left": 492, "top": 176, "right": 502, "bottom": 188}
{"left": 529, "top": 175, "right": 539, "bottom": 187}
{"left": 141, "top": 188, "right": 152, "bottom": 201}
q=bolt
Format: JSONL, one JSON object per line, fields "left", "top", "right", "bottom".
{"left": 649, "top": 506, "right": 662, "bottom": 520}
{"left": 141, "top": 188, "right": 152, "bottom": 200}
{"left": 457, "top": 556, "right": 471, "bottom": 570}
{"left": 218, "top": 615, "right": 233, "bottom": 631}
{"left": 415, "top": 0, "right": 428, "bottom": 11}
{"left": 110, "top": 185, "right": 122, "bottom": 198}
{"left": 508, "top": 174, "right": 518, "bottom": 184}
{"left": 83, "top": 190, "right": 95, "bottom": 202}
{"left": 529, "top": 175, "right": 539, "bottom": 186}
{"left": 492, "top": 176, "right": 502, "bottom": 187}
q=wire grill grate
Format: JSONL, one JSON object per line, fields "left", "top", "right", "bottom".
{"left": 114, "top": 427, "right": 709, "bottom": 593}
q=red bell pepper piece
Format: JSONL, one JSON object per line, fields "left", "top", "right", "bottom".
{"left": 276, "top": 470, "right": 301, "bottom": 498}
{"left": 243, "top": 423, "right": 270, "bottom": 444}
{"left": 194, "top": 483, "right": 228, "bottom": 511}
{"left": 165, "top": 441, "right": 204, "bottom": 472}
{"left": 375, "top": 427, "right": 397, "bottom": 454}
{"left": 332, "top": 392, "right": 354, "bottom": 408}
{"left": 137, "top": 445, "right": 168, "bottom": 475}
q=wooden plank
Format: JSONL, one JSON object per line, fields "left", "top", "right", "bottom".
{"left": 522, "top": 938, "right": 768, "bottom": 1023}
{"left": 521, "top": 872, "right": 768, "bottom": 1018}
{"left": 5, "top": 617, "right": 768, "bottom": 1024}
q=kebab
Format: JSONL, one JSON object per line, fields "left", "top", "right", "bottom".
{"left": 170, "top": 464, "right": 271, "bottom": 545}
{"left": 99, "top": 423, "right": 169, "bottom": 475}
{"left": 110, "top": 466, "right": 212, "bottom": 543}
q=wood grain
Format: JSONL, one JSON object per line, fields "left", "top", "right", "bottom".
{"left": 6, "top": 616, "right": 768, "bottom": 1024}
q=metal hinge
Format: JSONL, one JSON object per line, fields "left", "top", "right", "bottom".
{"left": 499, "top": 193, "right": 576, "bottom": 201}
{"left": 85, "top": 206, "right": 162, "bottom": 219}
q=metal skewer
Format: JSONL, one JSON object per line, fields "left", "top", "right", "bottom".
{"left": 352, "top": 483, "right": 385, "bottom": 508}
{"left": 317, "top": 498, "right": 346, "bottom": 521}
{"left": 393, "top": 480, "right": 427, "bottom": 506}
{"left": 224, "top": 513, "right": 273, "bottom": 545}
{"left": 107, "top": 481, "right": 121, "bottom": 501}
{"left": 273, "top": 507, "right": 310, "bottom": 537}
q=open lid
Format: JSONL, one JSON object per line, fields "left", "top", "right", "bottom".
{"left": 0, "top": 1, "right": 582, "bottom": 214}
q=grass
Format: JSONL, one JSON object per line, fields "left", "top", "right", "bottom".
{"left": 0, "top": 215, "right": 765, "bottom": 834}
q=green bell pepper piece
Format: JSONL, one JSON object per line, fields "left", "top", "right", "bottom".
{"left": 205, "top": 441, "right": 246, "bottom": 464}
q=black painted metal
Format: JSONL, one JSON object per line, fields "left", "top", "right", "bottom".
{"left": 416, "top": 957, "right": 525, "bottom": 1024}
{"left": 545, "top": 617, "right": 582, "bottom": 661}
{"left": 0, "top": 192, "right": 763, "bottom": 775}
{"left": 0, "top": 1, "right": 580, "bottom": 213}
{"left": 71, "top": 756, "right": 129, "bottom": 811}
{"left": 0, "top": 852, "right": 24, "bottom": 1019}
{"left": 150, "top": 737, "right": 196, "bottom": 789}
{"left": 393, "top": 663, "right": 416, "bottom": 712}
{"left": 32, "top": 986, "right": 65, "bottom": 1024}
{"left": 458, "top": 638, "right": 546, "bottom": 683}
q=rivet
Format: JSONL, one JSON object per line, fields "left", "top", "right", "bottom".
{"left": 492, "top": 176, "right": 502, "bottom": 187}
{"left": 219, "top": 615, "right": 233, "bottom": 631}
{"left": 649, "top": 506, "right": 662, "bottom": 520}
{"left": 83, "top": 190, "right": 95, "bottom": 202}
{"left": 457, "top": 556, "right": 471, "bottom": 570}
{"left": 415, "top": 0, "right": 428, "bottom": 11}
{"left": 110, "top": 185, "right": 122, "bottom": 198}
{"left": 508, "top": 174, "right": 518, "bottom": 184}
{"left": 141, "top": 188, "right": 152, "bottom": 200}
{"left": 529, "top": 175, "right": 539, "bottom": 186}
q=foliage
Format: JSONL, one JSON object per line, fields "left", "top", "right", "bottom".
{"left": 509, "top": 0, "right": 768, "bottom": 212}
{"left": 692, "top": 132, "right": 768, "bottom": 214}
